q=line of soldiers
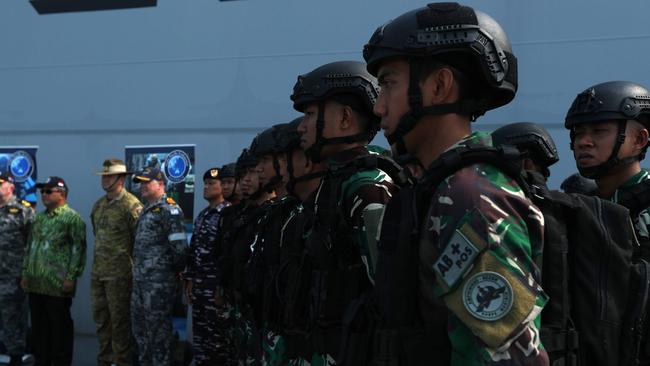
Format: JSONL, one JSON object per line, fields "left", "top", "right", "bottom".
{"left": 183, "top": 3, "right": 650, "bottom": 366}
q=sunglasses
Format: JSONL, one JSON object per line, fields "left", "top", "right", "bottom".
{"left": 40, "top": 189, "right": 62, "bottom": 195}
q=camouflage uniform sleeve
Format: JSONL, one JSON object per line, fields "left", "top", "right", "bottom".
{"left": 65, "top": 212, "right": 87, "bottom": 280}
{"left": 22, "top": 204, "right": 34, "bottom": 242}
{"left": 182, "top": 212, "right": 203, "bottom": 281}
{"left": 22, "top": 209, "right": 36, "bottom": 275}
{"left": 423, "top": 164, "right": 547, "bottom": 365}
{"left": 127, "top": 199, "right": 143, "bottom": 242}
{"left": 164, "top": 204, "right": 188, "bottom": 269}
{"left": 342, "top": 172, "right": 395, "bottom": 283}
{"left": 90, "top": 199, "right": 99, "bottom": 236}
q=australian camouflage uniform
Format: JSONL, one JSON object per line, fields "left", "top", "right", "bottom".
{"left": 183, "top": 200, "right": 230, "bottom": 366}
{"left": 298, "top": 146, "right": 398, "bottom": 365}
{"left": 403, "top": 132, "right": 548, "bottom": 365}
{"left": 0, "top": 197, "right": 33, "bottom": 358}
{"left": 131, "top": 195, "right": 188, "bottom": 366}
{"left": 90, "top": 188, "right": 142, "bottom": 366}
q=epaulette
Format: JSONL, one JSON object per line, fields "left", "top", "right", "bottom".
{"left": 166, "top": 197, "right": 176, "bottom": 205}
{"left": 21, "top": 200, "right": 31, "bottom": 208}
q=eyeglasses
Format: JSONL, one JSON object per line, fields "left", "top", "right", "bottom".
{"left": 40, "top": 189, "right": 62, "bottom": 195}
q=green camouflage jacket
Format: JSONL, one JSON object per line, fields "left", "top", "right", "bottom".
{"left": 22, "top": 203, "right": 87, "bottom": 297}
{"left": 612, "top": 169, "right": 650, "bottom": 236}
{"left": 612, "top": 169, "right": 650, "bottom": 258}
{"left": 420, "top": 132, "right": 548, "bottom": 365}
{"left": 314, "top": 146, "right": 398, "bottom": 282}
{"left": 90, "top": 188, "right": 143, "bottom": 280}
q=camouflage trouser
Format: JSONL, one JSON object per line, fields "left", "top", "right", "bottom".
{"left": 230, "top": 297, "right": 262, "bottom": 365}
{"left": 91, "top": 277, "right": 134, "bottom": 366}
{"left": 190, "top": 280, "right": 235, "bottom": 366}
{"left": 283, "top": 353, "right": 335, "bottom": 366}
{"left": 0, "top": 277, "right": 27, "bottom": 356}
{"left": 131, "top": 278, "right": 175, "bottom": 366}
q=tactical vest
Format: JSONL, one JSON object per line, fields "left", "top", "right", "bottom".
{"left": 218, "top": 203, "right": 271, "bottom": 296}
{"left": 245, "top": 195, "right": 301, "bottom": 329}
{"left": 296, "top": 154, "right": 407, "bottom": 359}
{"left": 617, "top": 179, "right": 650, "bottom": 262}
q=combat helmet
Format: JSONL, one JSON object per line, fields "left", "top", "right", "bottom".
{"left": 291, "top": 60, "right": 380, "bottom": 162}
{"left": 249, "top": 123, "right": 294, "bottom": 192}
{"left": 363, "top": 2, "right": 517, "bottom": 154}
{"left": 492, "top": 122, "right": 559, "bottom": 177}
{"left": 565, "top": 81, "right": 650, "bottom": 178}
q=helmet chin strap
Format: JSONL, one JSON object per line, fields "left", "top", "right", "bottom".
{"left": 385, "top": 59, "right": 486, "bottom": 156}
{"left": 225, "top": 179, "right": 238, "bottom": 202}
{"left": 259, "top": 154, "right": 283, "bottom": 194}
{"left": 304, "top": 101, "right": 375, "bottom": 163}
{"left": 103, "top": 175, "right": 122, "bottom": 193}
{"left": 573, "top": 120, "right": 640, "bottom": 179}
{"left": 285, "top": 149, "right": 326, "bottom": 197}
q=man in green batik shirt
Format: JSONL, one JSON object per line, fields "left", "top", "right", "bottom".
{"left": 90, "top": 159, "right": 143, "bottom": 366}
{"left": 22, "top": 176, "right": 86, "bottom": 366}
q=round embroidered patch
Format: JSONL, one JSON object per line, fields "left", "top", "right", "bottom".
{"left": 462, "top": 271, "right": 513, "bottom": 321}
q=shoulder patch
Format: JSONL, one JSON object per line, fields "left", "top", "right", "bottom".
{"left": 442, "top": 251, "right": 540, "bottom": 348}
{"left": 166, "top": 197, "right": 176, "bottom": 205}
{"left": 462, "top": 271, "right": 513, "bottom": 321}
{"left": 21, "top": 200, "right": 31, "bottom": 208}
{"left": 434, "top": 220, "right": 488, "bottom": 292}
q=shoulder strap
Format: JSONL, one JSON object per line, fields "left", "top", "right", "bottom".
{"left": 329, "top": 154, "right": 411, "bottom": 187}
{"left": 420, "top": 145, "right": 527, "bottom": 197}
{"left": 617, "top": 179, "right": 650, "bottom": 218}
{"left": 415, "top": 145, "right": 527, "bottom": 223}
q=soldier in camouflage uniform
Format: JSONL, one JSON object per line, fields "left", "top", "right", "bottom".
{"left": 0, "top": 172, "right": 33, "bottom": 366}
{"left": 220, "top": 163, "right": 241, "bottom": 205}
{"left": 239, "top": 120, "right": 309, "bottom": 365}
{"left": 276, "top": 122, "right": 326, "bottom": 366}
{"left": 130, "top": 167, "right": 188, "bottom": 366}
{"left": 90, "top": 159, "right": 143, "bottom": 366}
{"left": 290, "top": 60, "right": 399, "bottom": 364}
{"left": 182, "top": 167, "right": 231, "bottom": 366}
{"left": 364, "top": 3, "right": 548, "bottom": 365}
{"left": 217, "top": 147, "right": 276, "bottom": 365}
{"left": 565, "top": 81, "right": 650, "bottom": 261}
{"left": 23, "top": 176, "right": 86, "bottom": 366}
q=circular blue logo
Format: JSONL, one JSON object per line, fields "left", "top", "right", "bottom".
{"left": 10, "top": 151, "right": 34, "bottom": 183}
{"left": 163, "top": 150, "right": 191, "bottom": 183}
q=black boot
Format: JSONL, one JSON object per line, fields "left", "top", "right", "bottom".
{"left": 8, "top": 354, "right": 23, "bottom": 366}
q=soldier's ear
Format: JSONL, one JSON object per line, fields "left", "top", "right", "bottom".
{"left": 339, "top": 105, "right": 354, "bottom": 132}
{"left": 636, "top": 127, "right": 649, "bottom": 150}
{"left": 420, "top": 67, "right": 457, "bottom": 106}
